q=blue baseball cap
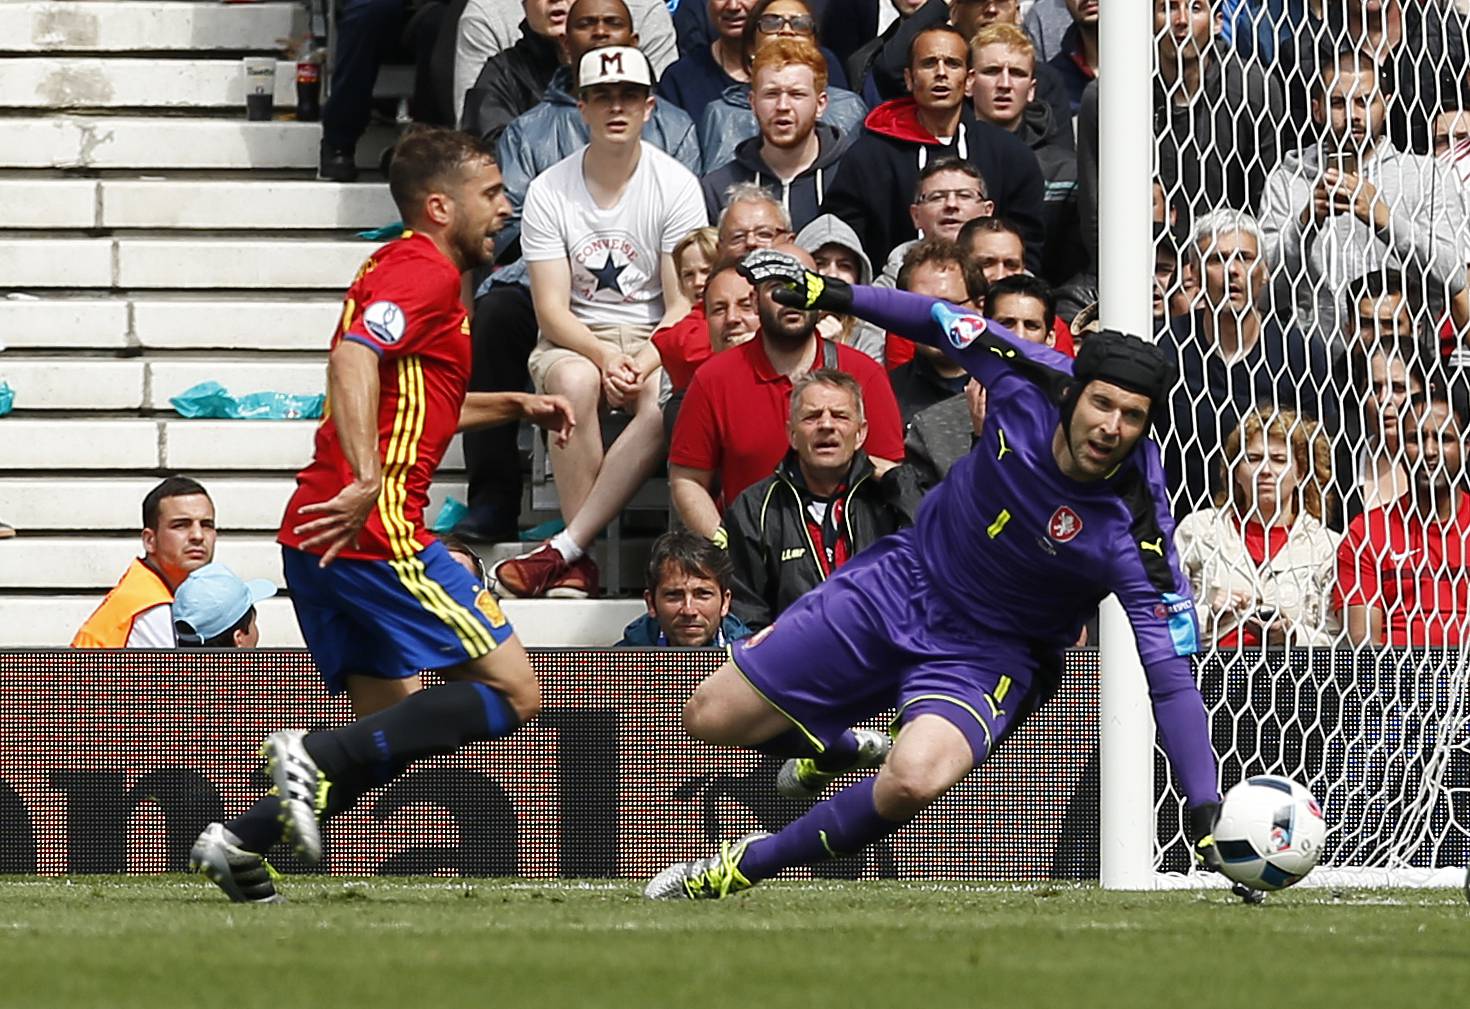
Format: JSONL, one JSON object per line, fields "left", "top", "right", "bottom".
{"left": 173, "top": 562, "right": 276, "bottom": 644}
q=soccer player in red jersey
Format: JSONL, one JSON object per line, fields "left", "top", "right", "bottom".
{"left": 190, "top": 128, "right": 575, "bottom": 903}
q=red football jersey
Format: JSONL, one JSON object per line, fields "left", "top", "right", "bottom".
{"left": 279, "top": 232, "right": 469, "bottom": 561}
{"left": 1335, "top": 492, "right": 1470, "bottom": 645}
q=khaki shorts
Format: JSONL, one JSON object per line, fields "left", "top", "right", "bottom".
{"left": 527, "top": 322, "right": 656, "bottom": 393}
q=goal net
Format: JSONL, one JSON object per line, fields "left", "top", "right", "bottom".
{"left": 1141, "top": 0, "right": 1470, "bottom": 886}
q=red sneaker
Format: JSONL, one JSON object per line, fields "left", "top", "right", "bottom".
{"left": 491, "top": 542, "right": 569, "bottom": 598}
{"left": 547, "top": 554, "right": 599, "bottom": 599}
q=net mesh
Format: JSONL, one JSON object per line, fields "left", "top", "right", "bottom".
{"left": 1148, "top": 1, "right": 1470, "bottom": 878}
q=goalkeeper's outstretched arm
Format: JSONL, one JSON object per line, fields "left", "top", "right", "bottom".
{"left": 742, "top": 250, "right": 1069, "bottom": 387}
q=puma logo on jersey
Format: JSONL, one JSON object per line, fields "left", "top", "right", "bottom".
{"left": 1140, "top": 538, "right": 1165, "bottom": 556}
{"left": 780, "top": 547, "right": 806, "bottom": 562}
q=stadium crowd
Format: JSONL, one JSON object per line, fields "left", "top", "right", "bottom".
{"left": 63, "top": 0, "right": 1470, "bottom": 650}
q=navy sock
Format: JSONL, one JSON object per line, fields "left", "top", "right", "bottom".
{"left": 225, "top": 794, "right": 284, "bottom": 854}
{"left": 303, "top": 681, "right": 519, "bottom": 814}
{"left": 753, "top": 728, "right": 860, "bottom": 770}
{"left": 738, "top": 777, "right": 903, "bottom": 882}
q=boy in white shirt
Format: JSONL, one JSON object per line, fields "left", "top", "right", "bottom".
{"left": 496, "top": 45, "right": 707, "bottom": 597}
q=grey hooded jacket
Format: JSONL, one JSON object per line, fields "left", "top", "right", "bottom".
{"left": 795, "top": 214, "right": 884, "bottom": 364}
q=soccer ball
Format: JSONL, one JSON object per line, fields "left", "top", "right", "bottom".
{"left": 1212, "top": 775, "right": 1326, "bottom": 891}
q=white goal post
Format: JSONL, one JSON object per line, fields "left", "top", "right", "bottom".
{"left": 1098, "top": 1, "right": 1470, "bottom": 890}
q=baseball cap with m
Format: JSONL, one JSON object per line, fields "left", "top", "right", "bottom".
{"left": 578, "top": 46, "right": 653, "bottom": 90}
{"left": 173, "top": 562, "right": 276, "bottom": 645}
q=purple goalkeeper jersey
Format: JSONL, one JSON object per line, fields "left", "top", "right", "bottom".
{"left": 850, "top": 285, "right": 1218, "bottom": 804}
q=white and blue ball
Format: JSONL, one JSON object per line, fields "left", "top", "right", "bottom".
{"left": 1213, "top": 775, "right": 1326, "bottom": 891}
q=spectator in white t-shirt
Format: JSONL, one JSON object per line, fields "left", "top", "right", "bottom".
{"left": 495, "top": 46, "right": 708, "bottom": 598}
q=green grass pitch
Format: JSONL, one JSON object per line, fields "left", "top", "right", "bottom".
{"left": 0, "top": 877, "right": 1465, "bottom": 1009}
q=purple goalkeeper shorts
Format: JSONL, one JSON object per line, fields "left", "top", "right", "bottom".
{"left": 731, "top": 534, "right": 1052, "bottom": 765}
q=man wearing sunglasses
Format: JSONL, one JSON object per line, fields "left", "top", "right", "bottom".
{"left": 658, "top": 0, "right": 848, "bottom": 121}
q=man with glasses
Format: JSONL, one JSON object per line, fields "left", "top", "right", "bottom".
{"left": 871, "top": 158, "right": 992, "bottom": 367}
{"left": 651, "top": 186, "right": 792, "bottom": 402}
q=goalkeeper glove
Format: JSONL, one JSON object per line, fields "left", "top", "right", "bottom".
{"left": 709, "top": 526, "right": 729, "bottom": 550}
{"left": 738, "top": 249, "right": 853, "bottom": 314}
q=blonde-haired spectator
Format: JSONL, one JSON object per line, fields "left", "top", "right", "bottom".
{"left": 1174, "top": 409, "right": 1340, "bottom": 647}
{"left": 969, "top": 20, "right": 1080, "bottom": 282}
{"left": 673, "top": 226, "right": 720, "bottom": 303}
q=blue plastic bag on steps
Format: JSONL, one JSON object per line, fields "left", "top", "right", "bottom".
{"left": 170, "top": 381, "right": 323, "bottom": 420}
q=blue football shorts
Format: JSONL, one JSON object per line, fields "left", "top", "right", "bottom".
{"left": 282, "top": 540, "right": 516, "bottom": 694}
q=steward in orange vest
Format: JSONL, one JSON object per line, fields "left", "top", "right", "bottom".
{"left": 72, "top": 477, "right": 216, "bottom": 648}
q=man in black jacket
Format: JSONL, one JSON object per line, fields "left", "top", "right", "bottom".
{"left": 819, "top": 24, "right": 1045, "bottom": 272}
{"left": 461, "top": 0, "right": 574, "bottom": 146}
{"left": 724, "top": 368, "right": 900, "bottom": 629}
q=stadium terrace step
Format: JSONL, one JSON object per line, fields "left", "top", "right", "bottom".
{"left": 160, "top": 420, "right": 466, "bottom": 471}
{"left": 2, "top": 535, "right": 284, "bottom": 588}
{"left": 0, "top": 477, "right": 469, "bottom": 532}
{"left": 0, "top": 2, "right": 302, "bottom": 53}
{"left": 101, "top": 180, "right": 399, "bottom": 230}
{"left": 0, "top": 117, "right": 392, "bottom": 170}
{"left": 0, "top": 296, "right": 339, "bottom": 351}
{"left": 161, "top": 418, "right": 315, "bottom": 470}
{"left": 0, "top": 596, "right": 648, "bottom": 648}
{"left": 0, "top": 179, "right": 96, "bottom": 228}
{"left": 115, "top": 238, "right": 376, "bottom": 289}
{"left": 0, "top": 180, "right": 398, "bottom": 231}
{"left": 0, "top": 238, "right": 113, "bottom": 287}
{"left": 0, "top": 297, "right": 131, "bottom": 350}
{"left": 0, "top": 57, "right": 297, "bottom": 110}
{"left": 146, "top": 360, "right": 326, "bottom": 408}
{"left": 0, "top": 419, "right": 457, "bottom": 472}
{"left": 0, "top": 359, "right": 145, "bottom": 410}
{"left": 0, "top": 419, "right": 159, "bottom": 470}
{"left": 134, "top": 298, "right": 339, "bottom": 351}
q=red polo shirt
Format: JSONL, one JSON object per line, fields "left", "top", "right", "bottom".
{"left": 669, "top": 335, "right": 904, "bottom": 506}
{"left": 1335, "top": 491, "right": 1470, "bottom": 645}
{"left": 652, "top": 304, "right": 709, "bottom": 392}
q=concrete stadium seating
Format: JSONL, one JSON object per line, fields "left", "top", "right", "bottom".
{"left": 0, "top": 3, "right": 653, "bottom": 646}
{"left": 0, "top": 117, "right": 394, "bottom": 170}
{"left": 1, "top": 2, "right": 302, "bottom": 53}
{"left": 0, "top": 597, "right": 648, "bottom": 648}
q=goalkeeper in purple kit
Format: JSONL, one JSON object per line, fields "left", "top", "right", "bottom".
{"left": 646, "top": 249, "right": 1238, "bottom": 900}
